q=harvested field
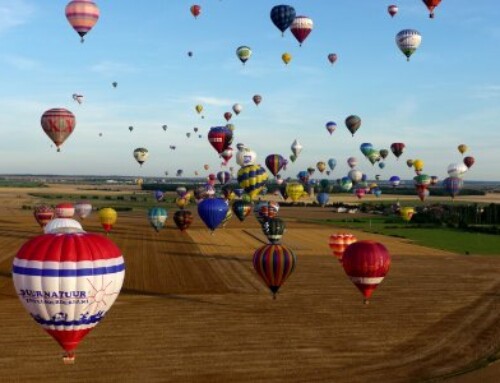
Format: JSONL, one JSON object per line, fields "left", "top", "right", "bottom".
{"left": 0, "top": 186, "right": 499, "bottom": 382}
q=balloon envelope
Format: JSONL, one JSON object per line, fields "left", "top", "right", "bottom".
{"left": 65, "top": 0, "right": 100, "bottom": 42}
{"left": 197, "top": 198, "right": 229, "bottom": 232}
{"left": 41, "top": 108, "right": 76, "bottom": 151}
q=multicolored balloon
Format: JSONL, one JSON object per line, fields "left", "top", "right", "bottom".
{"left": 232, "top": 200, "right": 252, "bottom": 222}
{"left": 253, "top": 244, "right": 296, "bottom": 299}
{"left": 33, "top": 205, "right": 55, "bottom": 228}
{"left": 236, "top": 46, "right": 252, "bottom": 65}
{"left": 173, "top": 210, "right": 194, "bottom": 232}
{"left": 148, "top": 207, "right": 167, "bottom": 232}
{"left": 98, "top": 208, "right": 117, "bottom": 234}
{"left": 345, "top": 115, "right": 361, "bottom": 136}
{"left": 65, "top": 0, "right": 100, "bottom": 43}
{"left": 327, "top": 53, "right": 338, "bottom": 65}
{"left": 55, "top": 203, "right": 75, "bottom": 218}
{"left": 388, "top": 5, "right": 398, "bottom": 17}
{"left": 41, "top": 108, "right": 76, "bottom": 152}
{"left": 265, "top": 154, "right": 285, "bottom": 177}
{"left": 396, "top": 29, "right": 422, "bottom": 61}
{"left": 262, "top": 218, "right": 286, "bottom": 244}
{"left": 237, "top": 164, "right": 269, "bottom": 200}
{"left": 253, "top": 95, "right": 262, "bottom": 106}
{"left": 190, "top": 4, "right": 201, "bottom": 18}
{"left": 290, "top": 16, "right": 313, "bottom": 46}
{"left": 133, "top": 148, "right": 149, "bottom": 166}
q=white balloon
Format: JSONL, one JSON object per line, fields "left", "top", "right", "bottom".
{"left": 44, "top": 218, "right": 84, "bottom": 234}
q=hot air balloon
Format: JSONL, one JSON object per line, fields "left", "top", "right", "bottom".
{"left": 253, "top": 95, "right": 262, "bottom": 106}
{"left": 148, "top": 207, "right": 167, "bottom": 232}
{"left": 327, "top": 53, "right": 338, "bottom": 65}
{"left": 198, "top": 198, "right": 229, "bottom": 232}
{"left": 290, "top": 16, "right": 313, "bottom": 46}
{"left": 232, "top": 103, "right": 243, "bottom": 115}
{"left": 265, "top": 154, "right": 285, "bottom": 177}
{"left": 391, "top": 143, "right": 405, "bottom": 159}
{"left": 367, "top": 149, "right": 381, "bottom": 165}
{"left": 99, "top": 207, "right": 117, "bottom": 234}
{"left": 329, "top": 233, "right": 357, "bottom": 263}
{"left": 326, "top": 121, "right": 337, "bottom": 135}
{"left": 360, "top": 143, "right": 373, "bottom": 157}
{"left": 389, "top": 176, "right": 401, "bottom": 188}
{"left": 195, "top": 104, "right": 203, "bottom": 114}
{"left": 173, "top": 210, "right": 194, "bottom": 232}
{"left": 221, "top": 147, "right": 234, "bottom": 165}
{"left": 291, "top": 139, "right": 303, "bottom": 157}
{"left": 72, "top": 94, "right": 83, "bottom": 104}
{"left": 262, "top": 218, "right": 286, "bottom": 244}
{"left": 443, "top": 177, "right": 463, "bottom": 199}
{"left": 282, "top": 52, "right": 292, "bottom": 65}
{"left": 430, "top": 176, "right": 439, "bottom": 185}
{"left": 463, "top": 156, "right": 475, "bottom": 169}
{"left": 232, "top": 200, "right": 252, "bottom": 222}
{"left": 190, "top": 4, "right": 201, "bottom": 18}
{"left": 348, "top": 170, "right": 363, "bottom": 184}
{"left": 422, "top": 0, "right": 442, "bottom": 18}
{"left": 406, "top": 159, "right": 414, "bottom": 168}
{"left": 237, "top": 164, "right": 268, "bottom": 200}
{"left": 74, "top": 201, "right": 92, "bottom": 219}
{"left": 208, "top": 126, "right": 233, "bottom": 154}
{"left": 400, "top": 207, "right": 415, "bottom": 222}
{"left": 380, "top": 149, "right": 389, "bottom": 160}
{"left": 176, "top": 169, "right": 184, "bottom": 177}
{"left": 289, "top": 154, "right": 297, "bottom": 163}
{"left": 186, "top": 132, "right": 191, "bottom": 138}
{"left": 255, "top": 201, "right": 280, "bottom": 225}
{"left": 55, "top": 203, "right": 75, "bottom": 218}
{"left": 12, "top": 229, "right": 124, "bottom": 363}
{"left": 236, "top": 147, "right": 257, "bottom": 167}
{"left": 316, "top": 192, "right": 329, "bottom": 207}
{"left": 128, "top": 126, "right": 133, "bottom": 132}
{"left": 345, "top": 115, "right": 361, "bottom": 136}
{"left": 328, "top": 158, "right": 337, "bottom": 171}
{"left": 339, "top": 177, "right": 353, "bottom": 192}
{"left": 286, "top": 183, "right": 304, "bottom": 203}
{"left": 236, "top": 46, "right": 252, "bottom": 65}
{"left": 413, "top": 159, "right": 424, "bottom": 172}
{"left": 270, "top": 5, "right": 296, "bottom": 36}
{"left": 223, "top": 112, "right": 232, "bottom": 122}
{"left": 44, "top": 218, "right": 83, "bottom": 234}
{"left": 396, "top": 29, "right": 422, "bottom": 61}
{"left": 41, "top": 108, "right": 76, "bottom": 152}
{"left": 342, "top": 240, "right": 391, "bottom": 304}
{"left": 388, "top": 5, "right": 398, "bottom": 17}
{"left": 133, "top": 148, "right": 149, "bottom": 167}
{"left": 253, "top": 244, "right": 296, "bottom": 299}
{"left": 458, "top": 144, "right": 468, "bottom": 155}
{"left": 317, "top": 161, "right": 327, "bottom": 173}
{"left": 112, "top": 82, "right": 118, "bottom": 88}
{"left": 162, "top": 124, "right": 168, "bottom": 131}
{"left": 65, "top": 0, "right": 100, "bottom": 43}
{"left": 217, "top": 171, "right": 231, "bottom": 185}
{"left": 33, "top": 205, "right": 55, "bottom": 228}
{"left": 355, "top": 188, "right": 366, "bottom": 199}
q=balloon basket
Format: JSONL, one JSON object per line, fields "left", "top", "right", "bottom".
{"left": 63, "top": 353, "right": 75, "bottom": 365}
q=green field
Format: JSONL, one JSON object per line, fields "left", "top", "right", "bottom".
{"left": 305, "top": 217, "right": 500, "bottom": 256}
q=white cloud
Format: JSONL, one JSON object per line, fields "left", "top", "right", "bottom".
{"left": 90, "top": 61, "right": 138, "bottom": 76}
{"left": 0, "top": 0, "right": 35, "bottom": 33}
{"left": 472, "top": 85, "right": 500, "bottom": 99}
{"left": 2, "top": 54, "right": 38, "bottom": 70}
{"left": 193, "top": 96, "right": 232, "bottom": 107}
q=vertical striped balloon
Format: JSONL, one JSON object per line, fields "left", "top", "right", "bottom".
{"left": 65, "top": 0, "right": 100, "bottom": 43}
{"left": 253, "top": 244, "right": 296, "bottom": 299}
{"left": 342, "top": 241, "right": 391, "bottom": 304}
{"left": 329, "top": 233, "right": 357, "bottom": 263}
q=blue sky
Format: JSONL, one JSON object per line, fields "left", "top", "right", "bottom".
{"left": 0, "top": 0, "right": 499, "bottom": 181}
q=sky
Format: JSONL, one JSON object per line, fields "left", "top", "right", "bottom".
{"left": 0, "top": 0, "right": 499, "bottom": 181}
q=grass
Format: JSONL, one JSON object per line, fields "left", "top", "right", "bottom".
{"left": 306, "top": 217, "right": 500, "bottom": 255}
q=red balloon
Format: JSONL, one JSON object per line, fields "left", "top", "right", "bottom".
{"left": 55, "top": 203, "right": 75, "bottom": 218}
{"left": 463, "top": 156, "right": 475, "bottom": 169}
{"left": 390, "top": 142, "right": 406, "bottom": 159}
{"left": 422, "top": 0, "right": 442, "bottom": 18}
{"left": 253, "top": 95, "right": 262, "bottom": 106}
{"left": 190, "top": 4, "right": 201, "bottom": 18}
{"left": 208, "top": 127, "right": 232, "bottom": 154}
{"left": 173, "top": 210, "right": 194, "bottom": 231}
{"left": 327, "top": 53, "right": 338, "bottom": 65}
{"left": 33, "top": 205, "right": 55, "bottom": 228}
{"left": 224, "top": 112, "right": 233, "bottom": 122}
{"left": 388, "top": 5, "right": 398, "bottom": 17}
{"left": 41, "top": 108, "right": 76, "bottom": 152}
{"left": 342, "top": 241, "right": 391, "bottom": 304}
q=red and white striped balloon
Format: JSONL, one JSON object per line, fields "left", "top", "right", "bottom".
{"left": 12, "top": 231, "right": 125, "bottom": 363}
{"left": 55, "top": 203, "right": 75, "bottom": 218}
